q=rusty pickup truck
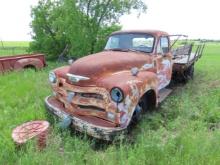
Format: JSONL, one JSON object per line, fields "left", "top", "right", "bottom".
{"left": 45, "top": 30, "right": 204, "bottom": 140}
{"left": 0, "top": 54, "right": 46, "bottom": 73}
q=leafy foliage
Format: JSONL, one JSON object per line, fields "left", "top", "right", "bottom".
{"left": 30, "top": 0, "right": 147, "bottom": 59}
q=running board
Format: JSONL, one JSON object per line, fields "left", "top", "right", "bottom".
{"left": 158, "top": 88, "right": 173, "bottom": 103}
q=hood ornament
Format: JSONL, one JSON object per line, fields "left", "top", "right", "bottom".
{"left": 66, "top": 73, "right": 90, "bottom": 83}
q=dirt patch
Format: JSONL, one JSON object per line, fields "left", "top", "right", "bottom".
{"left": 208, "top": 80, "right": 220, "bottom": 88}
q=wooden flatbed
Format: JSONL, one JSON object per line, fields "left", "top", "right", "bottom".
{"left": 173, "top": 44, "right": 205, "bottom": 65}
{"left": 172, "top": 43, "right": 205, "bottom": 82}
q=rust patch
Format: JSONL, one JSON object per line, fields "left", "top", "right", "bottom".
{"left": 0, "top": 54, "right": 46, "bottom": 73}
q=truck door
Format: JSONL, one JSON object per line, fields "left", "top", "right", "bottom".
{"left": 156, "top": 36, "right": 173, "bottom": 90}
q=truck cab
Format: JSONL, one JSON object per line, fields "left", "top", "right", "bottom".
{"left": 45, "top": 30, "right": 204, "bottom": 140}
{"left": 105, "top": 30, "right": 173, "bottom": 90}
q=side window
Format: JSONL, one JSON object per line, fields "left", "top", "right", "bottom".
{"left": 157, "top": 40, "right": 162, "bottom": 54}
{"left": 161, "top": 37, "right": 169, "bottom": 53}
{"left": 157, "top": 37, "right": 169, "bottom": 54}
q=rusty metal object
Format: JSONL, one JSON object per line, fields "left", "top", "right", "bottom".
{"left": 12, "top": 121, "right": 49, "bottom": 149}
{"left": 0, "top": 54, "right": 46, "bottom": 74}
{"left": 45, "top": 30, "right": 203, "bottom": 140}
{"left": 172, "top": 42, "right": 205, "bottom": 82}
{"left": 45, "top": 96, "right": 123, "bottom": 140}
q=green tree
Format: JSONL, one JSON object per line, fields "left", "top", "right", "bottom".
{"left": 30, "top": 0, "right": 147, "bottom": 60}
{"left": 76, "top": 0, "right": 147, "bottom": 53}
{"left": 30, "top": 0, "right": 66, "bottom": 59}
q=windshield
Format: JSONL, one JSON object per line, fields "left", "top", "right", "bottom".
{"left": 105, "top": 33, "right": 155, "bottom": 53}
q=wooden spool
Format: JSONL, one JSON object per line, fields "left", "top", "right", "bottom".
{"left": 12, "top": 120, "right": 50, "bottom": 150}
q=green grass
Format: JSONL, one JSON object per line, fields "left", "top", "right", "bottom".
{"left": 0, "top": 41, "right": 30, "bottom": 56}
{"left": 0, "top": 43, "right": 220, "bottom": 164}
{"left": 0, "top": 41, "right": 30, "bottom": 47}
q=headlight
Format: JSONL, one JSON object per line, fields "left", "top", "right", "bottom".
{"left": 49, "top": 72, "right": 57, "bottom": 83}
{"left": 110, "top": 87, "right": 124, "bottom": 103}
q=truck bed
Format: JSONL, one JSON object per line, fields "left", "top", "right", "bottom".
{"left": 173, "top": 53, "right": 196, "bottom": 64}
{"left": 172, "top": 44, "right": 205, "bottom": 65}
{"left": 0, "top": 54, "right": 43, "bottom": 60}
{"left": 0, "top": 53, "right": 46, "bottom": 73}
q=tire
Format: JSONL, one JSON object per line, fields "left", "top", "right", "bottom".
{"left": 188, "top": 64, "right": 195, "bottom": 79}
{"left": 131, "top": 96, "right": 148, "bottom": 124}
{"left": 183, "top": 64, "right": 194, "bottom": 83}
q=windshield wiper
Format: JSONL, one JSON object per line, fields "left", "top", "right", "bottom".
{"left": 126, "top": 48, "right": 148, "bottom": 53}
{"left": 105, "top": 48, "right": 129, "bottom": 52}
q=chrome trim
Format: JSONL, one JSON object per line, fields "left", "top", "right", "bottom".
{"left": 66, "top": 73, "right": 90, "bottom": 83}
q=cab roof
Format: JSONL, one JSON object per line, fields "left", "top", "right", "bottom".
{"left": 111, "top": 30, "right": 169, "bottom": 37}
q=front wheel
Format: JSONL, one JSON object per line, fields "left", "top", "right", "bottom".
{"left": 131, "top": 96, "right": 148, "bottom": 124}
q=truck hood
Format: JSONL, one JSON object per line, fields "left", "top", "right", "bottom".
{"left": 68, "top": 51, "right": 152, "bottom": 85}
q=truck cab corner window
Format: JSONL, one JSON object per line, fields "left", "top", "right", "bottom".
{"left": 157, "top": 40, "right": 163, "bottom": 54}
{"left": 157, "top": 37, "right": 169, "bottom": 55}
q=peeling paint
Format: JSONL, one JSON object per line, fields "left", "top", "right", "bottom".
{"left": 157, "top": 59, "right": 172, "bottom": 90}
{"left": 127, "top": 81, "right": 140, "bottom": 99}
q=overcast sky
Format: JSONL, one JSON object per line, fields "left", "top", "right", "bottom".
{"left": 0, "top": 0, "right": 219, "bottom": 41}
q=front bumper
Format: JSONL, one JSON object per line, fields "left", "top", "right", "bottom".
{"left": 45, "top": 96, "right": 126, "bottom": 140}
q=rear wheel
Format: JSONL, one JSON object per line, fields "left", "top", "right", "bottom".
{"left": 183, "top": 64, "right": 194, "bottom": 82}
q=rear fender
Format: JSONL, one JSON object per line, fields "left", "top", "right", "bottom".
{"left": 14, "top": 58, "right": 44, "bottom": 71}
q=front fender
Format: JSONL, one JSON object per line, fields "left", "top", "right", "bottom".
{"left": 98, "top": 70, "right": 158, "bottom": 99}
{"left": 97, "top": 71, "right": 158, "bottom": 126}
{"left": 54, "top": 66, "right": 70, "bottom": 79}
